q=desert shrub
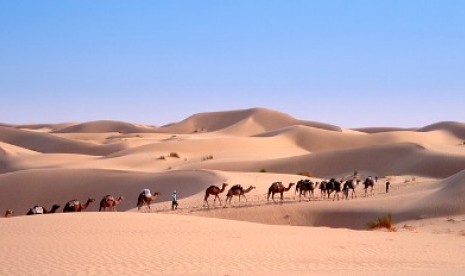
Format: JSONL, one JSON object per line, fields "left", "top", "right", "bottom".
{"left": 169, "top": 152, "right": 180, "bottom": 158}
{"left": 297, "top": 171, "right": 313, "bottom": 177}
{"left": 158, "top": 156, "right": 166, "bottom": 160}
{"left": 201, "top": 155, "right": 214, "bottom": 161}
{"left": 368, "top": 214, "right": 396, "bottom": 231}
{"left": 259, "top": 168, "right": 267, "bottom": 173}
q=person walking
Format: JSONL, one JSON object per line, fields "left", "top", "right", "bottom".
{"left": 171, "top": 190, "right": 178, "bottom": 210}
{"left": 385, "top": 181, "right": 391, "bottom": 193}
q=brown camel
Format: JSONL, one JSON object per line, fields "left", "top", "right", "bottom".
{"left": 99, "top": 195, "right": 124, "bottom": 212}
{"left": 137, "top": 191, "right": 160, "bottom": 212}
{"left": 26, "top": 204, "right": 60, "bottom": 215}
{"left": 267, "top": 182, "right": 295, "bottom": 202}
{"left": 224, "top": 185, "right": 256, "bottom": 207}
{"left": 4, "top": 209, "right": 13, "bottom": 217}
{"left": 204, "top": 183, "right": 228, "bottom": 207}
{"left": 63, "top": 198, "right": 95, "bottom": 213}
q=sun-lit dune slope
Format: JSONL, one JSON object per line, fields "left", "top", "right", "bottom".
{"left": 52, "top": 120, "right": 158, "bottom": 133}
{"left": 158, "top": 107, "right": 341, "bottom": 135}
{"left": 183, "top": 143, "right": 465, "bottom": 178}
{"left": 13, "top": 122, "right": 76, "bottom": 132}
{"left": 417, "top": 121, "right": 465, "bottom": 140}
{"left": 0, "top": 169, "right": 221, "bottom": 214}
{"left": 0, "top": 125, "right": 126, "bottom": 155}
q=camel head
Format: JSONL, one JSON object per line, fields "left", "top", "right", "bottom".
{"left": 87, "top": 198, "right": 96, "bottom": 204}
{"left": 244, "top": 186, "right": 256, "bottom": 193}
{"left": 50, "top": 204, "right": 61, "bottom": 213}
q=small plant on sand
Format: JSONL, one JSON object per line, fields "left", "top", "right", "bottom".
{"left": 368, "top": 213, "right": 396, "bottom": 231}
{"left": 158, "top": 156, "right": 166, "bottom": 160}
{"left": 201, "top": 155, "right": 214, "bottom": 161}
{"left": 259, "top": 168, "right": 267, "bottom": 173}
{"left": 169, "top": 152, "right": 180, "bottom": 158}
{"left": 297, "top": 171, "right": 313, "bottom": 177}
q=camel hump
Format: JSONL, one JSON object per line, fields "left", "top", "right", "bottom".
{"left": 68, "top": 200, "right": 79, "bottom": 207}
{"left": 105, "top": 195, "right": 115, "bottom": 201}
{"left": 32, "top": 206, "right": 44, "bottom": 214}
{"left": 232, "top": 184, "right": 242, "bottom": 190}
{"left": 141, "top": 189, "right": 151, "bottom": 198}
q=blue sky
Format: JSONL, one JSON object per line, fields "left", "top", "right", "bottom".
{"left": 1, "top": 1, "right": 464, "bottom": 128}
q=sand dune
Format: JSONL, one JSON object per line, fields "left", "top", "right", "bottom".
{"left": 418, "top": 121, "right": 465, "bottom": 140}
{"left": 0, "top": 168, "right": 221, "bottom": 215}
{"left": 1, "top": 108, "right": 464, "bottom": 274}
{"left": 2, "top": 213, "right": 464, "bottom": 275}
{"left": 159, "top": 107, "right": 341, "bottom": 135}
{"left": 53, "top": 120, "right": 158, "bottom": 133}
{"left": 179, "top": 142, "right": 465, "bottom": 178}
{"left": 0, "top": 125, "right": 126, "bottom": 156}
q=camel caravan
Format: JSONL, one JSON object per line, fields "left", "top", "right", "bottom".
{"left": 202, "top": 175, "right": 379, "bottom": 208}
{"left": 3, "top": 174, "right": 380, "bottom": 217}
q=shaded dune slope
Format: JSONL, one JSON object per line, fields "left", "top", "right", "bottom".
{"left": 0, "top": 126, "right": 125, "bottom": 156}
{"left": 0, "top": 169, "right": 221, "bottom": 214}
{"left": 184, "top": 143, "right": 465, "bottom": 178}
{"left": 53, "top": 120, "right": 158, "bottom": 133}
{"left": 417, "top": 121, "right": 465, "bottom": 140}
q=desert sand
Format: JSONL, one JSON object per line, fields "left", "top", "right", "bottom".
{"left": 1, "top": 108, "right": 465, "bottom": 275}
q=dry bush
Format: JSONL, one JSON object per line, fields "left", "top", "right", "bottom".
{"left": 169, "top": 152, "right": 180, "bottom": 158}
{"left": 368, "top": 214, "right": 396, "bottom": 231}
{"left": 297, "top": 171, "right": 313, "bottom": 177}
{"left": 201, "top": 155, "right": 214, "bottom": 161}
{"left": 259, "top": 168, "right": 267, "bottom": 173}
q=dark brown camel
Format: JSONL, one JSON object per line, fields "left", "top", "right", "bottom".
{"left": 224, "top": 185, "right": 256, "bottom": 207}
{"left": 99, "top": 195, "right": 124, "bottom": 212}
{"left": 137, "top": 191, "right": 160, "bottom": 212}
{"left": 296, "top": 179, "right": 318, "bottom": 201}
{"left": 63, "top": 198, "right": 95, "bottom": 213}
{"left": 363, "top": 177, "right": 375, "bottom": 197}
{"left": 4, "top": 209, "right": 13, "bottom": 217}
{"left": 27, "top": 204, "right": 60, "bottom": 215}
{"left": 267, "top": 182, "right": 295, "bottom": 202}
{"left": 204, "top": 183, "right": 228, "bottom": 207}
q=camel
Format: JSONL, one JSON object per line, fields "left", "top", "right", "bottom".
{"left": 343, "top": 180, "right": 357, "bottom": 199}
{"left": 63, "top": 198, "right": 95, "bottom": 213}
{"left": 137, "top": 191, "right": 160, "bottom": 212}
{"left": 27, "top": 204, "right": 60, "bottom": 215}
{"left": 295, "top": 180, "right": 317, "bottom": 201}
{"left": 363, "top": 177, "right": 375, "bottom": 197}
{"left": 267, "top": 182, "right": 294, "bottom": 202}
{"left": 325, "top": 180, "right": 335, "bottom": 199}
{"left": 224, "top": 185, "right": 256, "bottom": 207}
{"left": 99, "top": 195, "right": 124, "bottom": 212}
{"left": 4, "top": 209, "right": 13, "bottom": 217}
{"left": 204, "top": 183, "right": 228, "bottom": 208}
{"left": 319, "top": 180, "right": 327, "bottom": 199}
{"left": 331, "top": 179, "right": 343, "bottom": 201}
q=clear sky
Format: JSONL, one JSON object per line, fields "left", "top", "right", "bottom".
{"left": 1, "top": 1, "right": 464, "bottom": 128}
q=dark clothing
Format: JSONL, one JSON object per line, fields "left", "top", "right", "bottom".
{"left": 385, "top": 181, "right": 390, "bottom": 193}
